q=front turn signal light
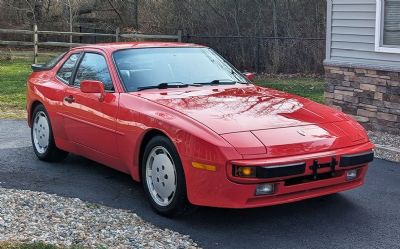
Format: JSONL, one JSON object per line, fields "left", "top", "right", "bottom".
{"left": 233, "top": 166, "right": 256, "bottom": 178}
{"left": 192, "top": 162, "right": 217, "bottom": 172}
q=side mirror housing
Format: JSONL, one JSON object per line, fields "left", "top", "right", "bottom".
{"left": 243, "top": 72, "right": 255, "bottom": 81}
{"left": 80, "top": 80, "right": 106, "bottom": 101}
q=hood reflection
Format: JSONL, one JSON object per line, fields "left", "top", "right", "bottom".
{"left": 154, "top": 86, "right": 303, "bottom": 118}
{"left": 136, "top": 85, "right": 342, "bottom": 134}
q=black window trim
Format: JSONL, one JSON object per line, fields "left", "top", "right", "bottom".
{"left": 70, "top": 51, "right": 116, "bottom": 93}
{"left": 55, "top": 52, "right": 83, "bottom": 85}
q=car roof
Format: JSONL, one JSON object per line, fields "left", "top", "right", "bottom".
{"left": 70, "top": 42, "right": 206, "bottom": 52}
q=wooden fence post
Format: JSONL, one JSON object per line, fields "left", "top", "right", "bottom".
{"left": 33, "top": 24, "right": 38, "bottom": 64}
{"left": 177, "top": 30, "right": 182, "bottom": 42}
{"left": 115, "top": 27, "right": 120, "bottom": 42}
{"left": 256, "top": 38, "right": 261, "bottom": 73}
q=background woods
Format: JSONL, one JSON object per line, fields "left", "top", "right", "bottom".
{"left": 0, "top": 0, "right": 326, "bottom": 73}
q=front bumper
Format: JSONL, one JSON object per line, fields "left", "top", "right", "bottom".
{"left": 184, "top": 142, "right": 374, "bottom": 209}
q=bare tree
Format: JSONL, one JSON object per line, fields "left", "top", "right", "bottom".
{"left": 0, "top": 0, "right": 327, "bottom": 73}
{"left": 57, "top": 0, "right": 80, "bottom": 43}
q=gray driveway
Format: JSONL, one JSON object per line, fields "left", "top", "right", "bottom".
{"left": 0, "top": 120, "right": 399, "bottom": 249}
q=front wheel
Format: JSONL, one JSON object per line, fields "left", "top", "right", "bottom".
{"left": 141, "top": 135, "right": 193, "bottom": 217}
{"left": 31, "top": 104, "right": 68, "bottom": 162}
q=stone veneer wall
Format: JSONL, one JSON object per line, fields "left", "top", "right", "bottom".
{"left": 324, "top": 66, "right": 400, "bottom": 135}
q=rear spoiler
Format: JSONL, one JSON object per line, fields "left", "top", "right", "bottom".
{"left": 31, "top": 64, "right": 50, "bottom": 72}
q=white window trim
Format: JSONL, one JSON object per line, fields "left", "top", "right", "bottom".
{"left": 375, "top": 0, "right": 400, "bottom": 53}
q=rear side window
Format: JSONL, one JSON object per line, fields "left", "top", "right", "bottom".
{"left": 56, "top": 53, "right": 80, "bottom": 83}
{"left": 45, "top": 52, "right": 66, "bottom": 68}
{"left": 32, "top": 52, "right": 67, "bottom": 72}
{"left": 73, "top": 53, "right": 114, "bottom": 91}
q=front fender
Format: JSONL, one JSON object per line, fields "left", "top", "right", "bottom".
{"left": 116, "top": 93, "right": 242, "bottom": 181}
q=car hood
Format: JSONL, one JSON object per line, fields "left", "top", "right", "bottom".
{"left": 136, "top": 85, "right": 350, "bottom": 134}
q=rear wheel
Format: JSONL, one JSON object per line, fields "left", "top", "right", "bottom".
{"left": 31, "top": 104, "right": 68, "bottom": 162}
{"left": 141, "top": 135, "right": 192, "bottom": 217}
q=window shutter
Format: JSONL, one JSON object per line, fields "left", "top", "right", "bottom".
{"left": 384, "top": 0, "right": 400, "bottom": 46}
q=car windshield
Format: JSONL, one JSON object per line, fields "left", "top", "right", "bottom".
{"left": 113, "top": 47, "right": 248, "bottom": 91}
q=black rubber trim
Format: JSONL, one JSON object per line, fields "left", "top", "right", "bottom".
{"left": 255, "top": 162, "right": 306, "bottom": 179}
{"left": 340, "top": 151, "right": 374, "bottom": 167}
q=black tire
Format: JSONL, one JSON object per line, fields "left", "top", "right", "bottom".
{"left": 31, "top": 104, "right": 68, "bottom": 162}
{"left": 141, "top": 135, "right": 194, "bottom": 217}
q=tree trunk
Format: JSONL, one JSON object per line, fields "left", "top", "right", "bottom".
{"left": 134, "top": 0, "right": 139, "bottom": 29}
{"left": 271, "top": 0, "right": 280, "bottom": 73}
{"left": 68, "top": 0, "right": 73, "bottom": 45}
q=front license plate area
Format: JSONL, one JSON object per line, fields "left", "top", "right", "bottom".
{"left": 309, "top": 157, "right": 338, "bottom": 180}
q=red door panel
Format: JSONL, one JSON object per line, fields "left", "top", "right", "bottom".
{"left": 61, "top": 51, "right": 120, "bottom": 159}
{"left": 62, "top": 87, "right": 119, "bottom": 157}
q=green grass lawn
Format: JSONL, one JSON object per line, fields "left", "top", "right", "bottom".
{"left": 0, "top": 241, "right": 104, "bottom": 249}
{"left": 0, "top": 242, "right": 59, "bottom": 249}
{"left": 0, "top": 60, "right": 31, "bottom": 119}
{"left": 0, "top": 241, "right": 85, "bottom": 249}
{"left": 0, "top": 58, "right": 324, "bottom": 119}
{"left": 256, "top": 76, "right": 325, "bottom": 103}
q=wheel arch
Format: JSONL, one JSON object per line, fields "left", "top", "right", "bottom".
{"left": 137, "top": 129, "right": 174, "bottom": 182}
{"left": 28, "top": 100, "right": 44, "bottom": 127}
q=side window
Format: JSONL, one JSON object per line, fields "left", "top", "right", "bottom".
{"left": 73, "top": 53, "right": 114, "bottom": 91}
{"left": 56, "top": 53, "right": 80, "bottom": 83}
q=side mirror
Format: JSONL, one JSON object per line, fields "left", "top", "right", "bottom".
{"left": 80, "top": 80, "right": 106, "bottom": 102}
{"left": 243, "top": 72, "right": 255, "bottom": 81}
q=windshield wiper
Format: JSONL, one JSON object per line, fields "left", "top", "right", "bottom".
{"left": 196, "top": 80, "right": 237, "bottom": 86}
{"left": 137, "top": 82, "right": 189, "bottom": 91}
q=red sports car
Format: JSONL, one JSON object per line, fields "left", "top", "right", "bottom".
{"left": 27, "top": 42, "right": 374, "bottom": 216}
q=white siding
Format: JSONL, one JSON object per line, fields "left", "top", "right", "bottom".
{"left": 326, "top": 0, "right": 400, "bottom": 71}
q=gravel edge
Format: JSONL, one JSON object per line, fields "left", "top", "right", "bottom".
{"left": 368, "top": 131, "right": 400, "bottom": 163}
{"left": 0, "top": 187, "right": 199, "bottom": 249}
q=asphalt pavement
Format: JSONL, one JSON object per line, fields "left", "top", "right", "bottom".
{"left": 0, "top": 119, "right": 399, "bottom": 249}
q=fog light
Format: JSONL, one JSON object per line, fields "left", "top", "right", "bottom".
{"left": 346, "top": 169, "right": 358, "bottom": 181}
{"left": 256, "top": 183, "right": 275, "bottom": 196}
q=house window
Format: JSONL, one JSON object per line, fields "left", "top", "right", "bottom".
{"left": 375, "top": 0, "right": 400, "bottom": 53}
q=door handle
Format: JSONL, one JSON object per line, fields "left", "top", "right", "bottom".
{"left": 64, "top": 95, "right": 75, "bottom": 104}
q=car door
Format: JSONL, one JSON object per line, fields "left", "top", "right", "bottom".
{"left": 62, "top": 50, "right": 120, "bottom": 158}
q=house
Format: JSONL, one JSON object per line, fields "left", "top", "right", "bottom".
{"left": 324, "top": 0, "right": 400, "bottom": 135}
